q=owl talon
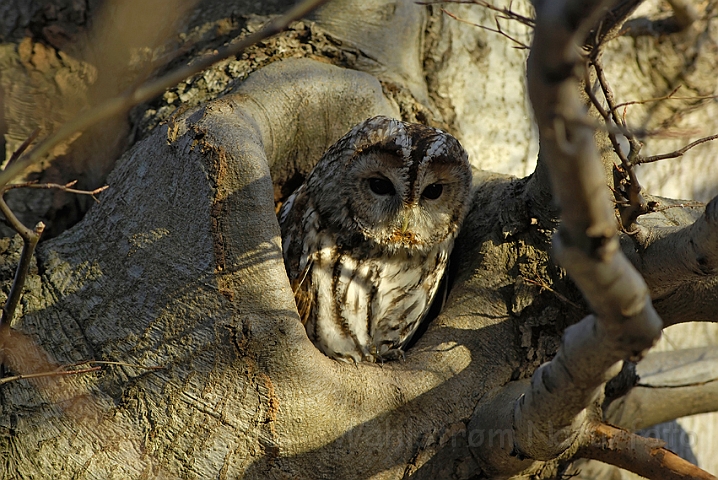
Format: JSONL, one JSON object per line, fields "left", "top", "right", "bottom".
{"left": 377, "top": 347, "right": 406, "bottom": 363}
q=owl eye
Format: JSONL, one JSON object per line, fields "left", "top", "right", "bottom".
{"left": 421, "top": 183, "right": 443, "bottom": 200}
{"left": 368, "top": 177, "right": 396, "bottom": 196}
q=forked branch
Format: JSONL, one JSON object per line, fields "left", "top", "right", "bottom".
{"left": 0, "top": 128, "right": 112, "bottom": 328}
{"left": 512, "top": 0, "right": 664, "bottom": 471}
{"left": 1, "top": 130, "right": 45, "bottom": 327}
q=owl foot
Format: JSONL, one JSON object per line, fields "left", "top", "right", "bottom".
{"left": 376, "top": 347, "right": 406, "bottom": 364}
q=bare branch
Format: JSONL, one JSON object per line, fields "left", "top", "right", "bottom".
{"left": 636, "top": 134, "right": 718, "bottom": 165}
{"left": 0, "top": 131, "right": 51, "bottom": 327}
{"left": 650, "top": 278, "right": 718, "bottom": 326}
{"left": 0, "top": 360, "right": 164, "bottom": 385}
{"left": 0, "top": 0, "right": 332, "bottom": 190}
{"left": 439, "top": 8, "right": 530, "bottom": 49}
{"left": 0, "top": 131, "right": 111, "bottom": 327}
{"left": 0, "top": 366, "right": 102, "bottom": 385}
{"left": 611, "top": 85, "right": 684, "bottom": 112}
{"left": 591, "top": 58, "right": 648, "bottom": 227}
{"left": 509, "top": 0, "right": 662, "bottom": 463}
{"left": 416, "top": 0, "right": 535, "bottom": 27}
{"left": 0, "top": 214, "right": 43, "bottom": 328}
{"left": 577, "top": 423, "right": 717, "bottom": 480}
{"left": 6, "top": 181, "right": 109, "bottom": 203}
{"left": 612, "top": 89, "right": 718, "bottom": 115}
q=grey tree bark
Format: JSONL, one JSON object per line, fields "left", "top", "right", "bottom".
{"left": 1, "top": 0, "right": 718, "bottom": 479}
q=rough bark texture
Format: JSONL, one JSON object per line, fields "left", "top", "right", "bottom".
{"left": 1, "top": 0, "right": 718, "bottom": 478}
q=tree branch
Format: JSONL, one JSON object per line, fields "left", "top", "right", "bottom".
{"left": 416, "top": 0, "right": 535, "bottom": 28}
{"left": 606, "top": 347, "right": 718, "bottom": 431}
{"left": 439, "top": 8, "right": 530, "bottom": 49}
{"left": 584, "top": 56, "right": 649, "bottom": 228}
{"left": 631, "top": 195, "right": 718, "bottom": 299}
{"left": 6, "top": 181, "right": 109, "bottom": 203}
{"left": 511, "top": 0, "right": 662, "bottom": 463}
{"left": 577, "top": 423, "right": 717, "bottom": 480}
{"left": 651, "top": 279, "right": 718, "bottom": 326}
{"left": 1, "top": 129, "right": 46, "bottom": 328}
{"left": 0, "top": 207, "right": 44, "bottom": 328}
{"left": 636, "top": 134, "right": 718, "bottom": 165}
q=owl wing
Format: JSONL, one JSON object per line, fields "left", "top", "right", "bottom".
{"left": 291, "top": 260, "right": 315, "bottom": 326}
{"left": 279, "top": 185, "right": 318, "bottom": 326}
{"left": 279, "top": 186, "right": 308, "bottom": 277}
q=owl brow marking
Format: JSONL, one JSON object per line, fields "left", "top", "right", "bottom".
{"left": 404, "top": 131, "right": 447, "bottom": 193}
{"left": 423, "top": 137, "right": 448, "bottom": 161}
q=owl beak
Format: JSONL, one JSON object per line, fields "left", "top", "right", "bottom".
{"left": 401, "top": 214, "right": 411, "bottom": 234}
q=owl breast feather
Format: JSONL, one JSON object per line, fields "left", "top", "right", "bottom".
{"left": 288, "top": 219, "right": 450, "bottom": 363}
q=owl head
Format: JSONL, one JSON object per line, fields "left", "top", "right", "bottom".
{"left": 307, "top": 116, "right": 473, "bottom": 253}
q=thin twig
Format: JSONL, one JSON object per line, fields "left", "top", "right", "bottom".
{"left": 611, "top": 86, "right": 683, "bottom": 112}
{"left": 616, "top": 92, "right": 718, "bottom": 111}
{"left": 0, "top": 366, "right": 102, "bottom": 385}
{"left": 1, "top": 146, "right": 108, "bottom": 327}
{"left": 0, "top": 0, "right": 332, "bottom": 190}
{"left": 6, "top": 181, "right": 109, "bottom": 203}
{"left": 0, "top": 210, "right": 44, "bottom": 328}
{"left": 0, "top": 129, "right": 50, "bottom": 328}
{"left": 440, "top": 8, "right": 530, "bottom": 49}
{"left": 590, "top": 59, "right": 649, "bottom": 227}
{"left": 635, "top": 134, "right": 718, "bottom": 165}
{"left": 0, "top": 360, "right": 164, "bottom": 385}
{"left": 417, "top": 0, "right": 535, "bottom": 27}
{"left": 520, "top": 276, "right": 582, "bottom": 310}
{"left": 584, "top": 62, "right": 632, "bottom": 166}
{"left": 74, "top": 360, "right": 165, "bottom": 371}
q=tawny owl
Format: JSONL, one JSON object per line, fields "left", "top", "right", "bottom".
{"left": 279, "top": 116, "right": 472, "bottom": 363}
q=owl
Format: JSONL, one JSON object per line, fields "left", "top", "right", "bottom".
{"left": 279, "top": 116, "right": 472, "bottom": 363}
